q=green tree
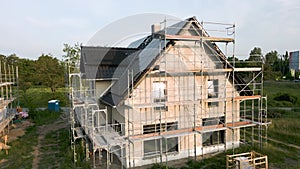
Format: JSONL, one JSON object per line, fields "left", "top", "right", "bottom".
{"left": 35, "top": 54, "right": 65, "bottom": 92}
{"left": 18, "top": 58, "right": 36, "bottom": 92}
{"left": 248, "top": 47, "right": 263, "bottom": 62}
{"left": 62, "top": 43, "right": 81, "bottom": 73}
{"left": 264, "top": 51, "right": 281, "bottom": 80}
{"left": 246, "top": 47, "right": 263, "bottom": 68}
{"left": 282, "top": 51, "right": 289, "bottom": 77}
{"left": 6, "top": 54, "right": 19, "bottom": 65}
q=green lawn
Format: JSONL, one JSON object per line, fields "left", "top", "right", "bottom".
{"left": 17, "top": 87, "right": 68, "bottom": 108}
{"left": 264, "top": 81, "right": 300, "bottom": 107}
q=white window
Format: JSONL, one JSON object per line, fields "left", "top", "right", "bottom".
{"left": 208, "top": 79, "right": 218, "bottom": 98}
{"left": 153, "top": 81, "right": 167, "bottom": 102}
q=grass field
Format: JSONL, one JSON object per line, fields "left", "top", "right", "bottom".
{"left": 264, "top": 81, "right": 300, "bottom": 107}
{"left": 18, "top": 87, "right": 68, "bottom": 108}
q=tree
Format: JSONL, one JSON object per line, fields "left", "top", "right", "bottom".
{"left": 62, "top": 43, "right": 81, "bottom": 73}
{"left": 6, "top": 54, "right": 19, "bottom": 65}
{"left": 35, "top": 54, "right": 65, "bottom": 92}
{"left": 282, "top": 51, "right": 289, "bottom": 76}
{"left": 18, "top": 58, "right": 36, "bottom": 92}
{"left": 248, "top": 47, "right": 263, "bottom": 62}
{"left": 264, "top": 51, "right": 281, "bottom": 80}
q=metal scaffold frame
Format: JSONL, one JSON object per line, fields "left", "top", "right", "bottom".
{"left": 0, "top": 60, "right": 18, "bottom": 149}
{"left": 67, "top": 60, "right": 127, "bottom": 169}
{"left": 68, "top": 17, "right": 270, "bottom": 168}
{"left": 124, "top": 18, "right": 269, "bottom": 167}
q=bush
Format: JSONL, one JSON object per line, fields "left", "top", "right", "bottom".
{"left": 151, "top": 163, "right": 176, "bottom": 169}
{"left": 268, "top": 109, "right": 291, "bottom": 118}
{"left": 273, "top": 93, "right": 298, "bottom": 104}
{"left": 29, "top": 109, "right": 61, "bottom": 126}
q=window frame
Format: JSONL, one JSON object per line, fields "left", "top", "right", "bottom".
{"left": 207, "top": 79, "right": 218, "bottom": 98}
{"left": 153, "top": 81, "right": 167, "bottom": 102}
{"left": 202, "top": 130, "right": 225, "bottom": 147}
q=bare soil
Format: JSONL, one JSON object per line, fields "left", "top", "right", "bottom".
{"left": 32, "top": 113, "right": 68, "bottom": 169}
{"left": 7, "top": 120, "right": 34, "bottom": 143}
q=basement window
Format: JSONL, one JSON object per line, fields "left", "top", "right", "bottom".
{"left": 202, "top": 130, "right": 225, "bottom": 147}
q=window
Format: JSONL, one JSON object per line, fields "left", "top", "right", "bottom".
{"left": 154, "top": 106, "right": 168, "bottom": 112}
{"left": 113, "top": 120, "right": 121, "bottom": 133}
{"left": 143, "top": 122, "right": 178, "bottom": 134}
{"left": 143, "top": 122, "right": 179, "bottom": 157}
{"left": 202, "top": 130, "right": 225, "bottom": 146}
{"left": 144, "top": 138, "right": 179, "bottom": 157}
{"left": 208, "top": 102, "right": 219, "bottom": 107}
{"left": 208, "top": 79, "right": 218, "bottom": 98}
{"left": 202, "top": 116, "right": 225, "bottom": 126}
{"left": 153, "top": 81, "right": 167, "bottom": 102}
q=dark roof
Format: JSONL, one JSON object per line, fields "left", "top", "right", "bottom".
{"left": 80, "top": 46, "right": 139, "bottom": 79}
{"left": 98, "top": 17, "right": 251, "bottom": 107}
{"left": 101, "top": 38, "right": 172, "bottom": 106}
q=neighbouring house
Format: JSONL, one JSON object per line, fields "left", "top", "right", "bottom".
{"left": 289, "top": 51, "right": 300, "bottom": 73}
{"left": 72, "top": 16, "right": 267, "bottom": 168}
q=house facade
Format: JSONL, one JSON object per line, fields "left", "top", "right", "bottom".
{"left": 75, "top": 17, "right": 264, "bottom": 168}
{"left": 289, "top": 51, "right": 300, "bottom": 72}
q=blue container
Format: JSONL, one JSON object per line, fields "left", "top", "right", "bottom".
{"left": 48, "top": 100, "right": 60, "bottom": 112}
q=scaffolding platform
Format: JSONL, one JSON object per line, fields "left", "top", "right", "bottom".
{"left": 164, "top": 34, "right": 234, "bottom": 42}
{"left": 226, "top": 151, "right": 268, "bottom": 169}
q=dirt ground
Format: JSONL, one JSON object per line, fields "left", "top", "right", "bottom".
{"left": 6, "top": 120, "right": 34, "bottom": 143}
{"left": 0, "top": 112, "right": 68, "bottom": 168}
{"left": 32, "top": 112, "right": 68, "bottom": 169}
{"left": 0, "top": 119, "right": 33, "bottom": 165}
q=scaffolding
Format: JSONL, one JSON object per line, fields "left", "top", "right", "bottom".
{"left": 0, "top": 60, "right": 18, "bottom": 148}
{"left": 69, "top": 17, "right": 269, "bottom": 168}
{"left": 68, "top": 61, "right": 127, "bottom": 168}
{"left": 226, "top": 151, "right": 268, "bottom": 169}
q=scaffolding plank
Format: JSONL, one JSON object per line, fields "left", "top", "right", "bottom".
{"left": 130, "top": 121, "right": 254, "bottom": 140}
{"left": 0, "top": 99, "right": 15, "bottom": 111}
{"left": 0, "top": 115, "right": 14, "bottom": 133}
{"left": 234, "top": 95, "right": 261, "bottom": 101}
{"left": 166, "top": 68, "right": 233, "bottom": 73}
{"left": 234, "top": 67, "right": 262, "bottom": 72}
{"left": 0, "top": 82, "right": 14, "bottom": 87}
{"left": 73, "top": 127, "right": 84, "bottom": 139}
{"left": 165, "top": 34, "right": 234, "bottom": 42}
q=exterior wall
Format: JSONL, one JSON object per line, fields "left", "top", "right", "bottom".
{"left": 95, "top": 80, "right": 112, "bottom": 98}
{"left": 115, "top": 43, "right": 241, "bottom": 167}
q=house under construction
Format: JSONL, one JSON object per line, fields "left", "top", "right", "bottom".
{"left": 0, "top": 60, "right": 18, "bottom": 149}
{"left": 68, "top": 17, "right": 269, "bottom": 168}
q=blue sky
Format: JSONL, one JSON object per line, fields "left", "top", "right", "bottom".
{"left": 1, "top": 0, "right": 300, "bottom": 60}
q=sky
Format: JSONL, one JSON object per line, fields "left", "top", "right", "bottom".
{"left": 1, "top": 0, "right": 300, "bottom": 60}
